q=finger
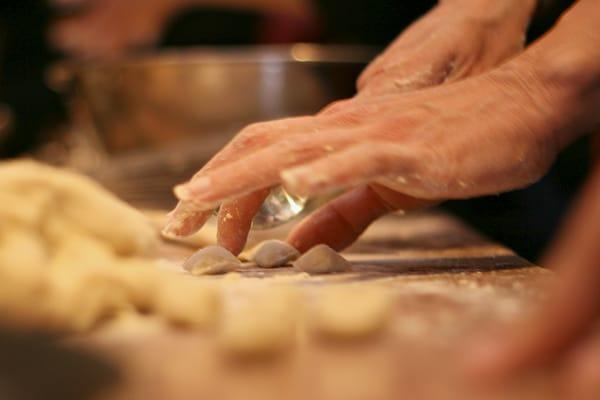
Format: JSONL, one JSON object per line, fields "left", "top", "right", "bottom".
{"left": 163, "top": 116, "right": 317, "bottom": 237}
{"left": 357, "top": 8, "right": 443, "bottom": 89}
{"left": 287, "top": 184, "right": 434, "bottom": 252}
{"left": 173, "top": 130, "right": 360, "bottom": 206}
{"left": 560, "top": 336, "right": 600, "bottom": 400}
{"left": 162, "top": 201, "right": 213, "bottom": 238}
{"left": 464, "top": 164, "right": 600, "bottom": 383}
{"left": 281, "top": 143, "right": 421, "bottom": 199}
{"left": 216, "top": 189, "right": 270, "bottom": 255}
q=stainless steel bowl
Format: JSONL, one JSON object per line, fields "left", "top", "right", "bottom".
{"left": 58, "top": 44, "right": 376, "bottom": 209}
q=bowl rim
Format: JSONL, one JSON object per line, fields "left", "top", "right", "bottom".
{"left": 74, "top": 43, "right": 379, "bottom": 70}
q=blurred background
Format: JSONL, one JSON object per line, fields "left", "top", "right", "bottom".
{"left": 0, "top": 0, "right": 585, "bottom": 262}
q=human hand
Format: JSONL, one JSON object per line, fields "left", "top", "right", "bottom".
{"left": 49, "top": 0, "right": 182, "bottom": 59}
{"left": 163, "top": 0, "right": 539, "bottom": 253}
{"left": 356, "top": 0, "right": 536, "bottom": 97}
{"left": 164, "top": 53, "right": 564, "bottom": 253}
{"left": 463, "top": 155, "right": 600, "bottom": 399}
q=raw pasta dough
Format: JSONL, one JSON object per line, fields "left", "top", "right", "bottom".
{"left": 293, "top": 245, "right": 352, "bottom": 274}
{"left": 243, "top": 239, "right": 300, "bottom": 268}
{"left": 311, "top": 284, "right": 392, "bottom": 339}
{"left": 183, "top": 245, "right": 242, "bottom": 275}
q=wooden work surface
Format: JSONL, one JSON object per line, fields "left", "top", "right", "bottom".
{"left": 72, "top": 211, "right": 557, "bottom": 400}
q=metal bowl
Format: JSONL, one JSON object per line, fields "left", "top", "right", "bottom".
{"left": 73, "top": 44, "right": 375, "bottom": 153}
{"left": 57, "top": 44, "right": 376, "bottom": 209}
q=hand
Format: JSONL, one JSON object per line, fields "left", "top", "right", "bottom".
{"left": 49, "top": 0, "right": 181, "bottom": 59}
{"left": 165, "top": 54, "right": 563, "bottom": 254}
{"left": 464, "top": 154, "right": 600, "bottom": 399}
{"left": 163, "top": 0, "right": 538, "bottom": 254}
{"left": 356, "top": 0, "right": 536, "bottom": 98}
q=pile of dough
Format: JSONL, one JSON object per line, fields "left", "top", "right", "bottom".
{"left": 0, "top": 160, "right": 159, "bottom": 331}
{"left": 310, "top": 284, "right": 392, "bottom": 339}
{"left": 293, "top": 245, "right": 352, "bottom": 274}
{"left": 243, "top": 239, "right": 300, "bottom": 268}
{"left": 183, "top": 245, "right": 242, "bottom": 275}
{"left": 0, "top": 160, "right": 397, "bottom": 357}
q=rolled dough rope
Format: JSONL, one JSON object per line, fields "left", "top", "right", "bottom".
{"left": 183, "top": 245, "right": 242, "bottom": 275}
{"left": 217, "top": 282, "right": 299, "bottom": 356}
{"left": 293, "top": 244, "right": 352, "bottom": 274}
{"left": 242, "top": 239, "right": 300, "bottom": 268}
{"left": 310, "top": 284, "right": 393, "bottom": 339}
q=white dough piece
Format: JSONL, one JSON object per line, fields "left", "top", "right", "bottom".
{"left": 155, "top": 277, "right": 219, "bottom": 328}
{"left": 293, "top": 244, "right": 352, "bottom": 274}
{"left": 311, "top": 284, "right": 392, "bottom": 339}
{"left": 183, "top": 245, "right": 242, "bottom": 275}
{"left": 218, "top": 283, "right": 299, "bottom": 355}
{"left": 243, "top": 239, "right": 300, "bottom": 268}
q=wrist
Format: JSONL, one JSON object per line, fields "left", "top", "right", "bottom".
{"left": 504, "top": 50, "right": 600, "bottom": 153}
{"left": 518, "top": 3, "right": 600, "bottom": 148}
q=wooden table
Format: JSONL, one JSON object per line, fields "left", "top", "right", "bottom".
{"left": 72, "top": 211, "right": 556, "bottom": 400}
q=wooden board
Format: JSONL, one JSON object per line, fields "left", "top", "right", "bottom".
{"left": 70, "top": 211, "right": 558, "bottom": 400}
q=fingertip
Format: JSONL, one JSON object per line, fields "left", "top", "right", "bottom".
{"left": 162, "top": 202, "right": 211, "bottom": 238}
{"left": 216, "top": 190, "right": 270, "bottom": 255}
{"left": 461, "top": 337, "right": 513, "bottom": 384}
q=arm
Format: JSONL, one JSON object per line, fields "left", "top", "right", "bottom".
{"left": 464, "top": 0, "right": 600, "bottom": 386}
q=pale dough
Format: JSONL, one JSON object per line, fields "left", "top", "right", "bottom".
{"left": 243, "top": 239, "right": 300, "bottom": 268}
{"left": 0, "top": 160, "right": 396, "bottom": 355}
{"left": 155, "top": 276, "right": 219, "bottom": 328}
{"left": 0, "top": 160, "right": 158, "bottom": 332}
{"left": 183, "top": 245, "right": 241, "bottom": 275}
{"left": 218, "top": 282, "right": 299, "bottom": 355}
{"left": 311, "top": 284, "right": 392, "bottom": 339}
{"left": 293, "top": 244, "right": 352, "bottom": 274}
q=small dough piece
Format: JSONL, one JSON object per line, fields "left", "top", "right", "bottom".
{"left": 311, "top": 284, "right": 392, "bottom": 339}
{"left": 293, "top": 244, "right": 352, "bottom": 274}
{"left": 244, "top": 239, "right": 300, "bottom": 268}
{"left": 218, "top": 283, "right": 298, "bottom": 356}
{"left": 155, "top": 277, "right": 219, "bottom": 328}
{"left": 183, "top": 245, "right": 241, "bottom": 275}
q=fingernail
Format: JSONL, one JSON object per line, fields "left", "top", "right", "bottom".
{"left": 161, "top": 219, "right": 182, "bottom": 238}
{"left": 173, "top": 184, "right": 191, "bottom": 200}
{"left": 174, "top": 177, "right": 212, "bottom": 200}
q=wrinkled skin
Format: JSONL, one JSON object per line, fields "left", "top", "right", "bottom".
{"left": 164, "top": 0, "right": 538, "bottom": 253}
{"left": 164, "top": 0, "right": 600, "bottom": 396}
